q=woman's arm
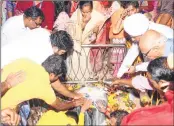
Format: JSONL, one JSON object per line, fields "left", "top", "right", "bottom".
{"left": 109, "top": 9, "right": 124, "bottom": 39}
{"left": 112, "top": 9, "right": 127, "bottom": 34}
{"left": 42, "top": 1, "right": 55, "bottom": 30}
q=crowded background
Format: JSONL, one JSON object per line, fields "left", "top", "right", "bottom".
{"left": 1, "top": 0, "right": 174, "bottom": 126}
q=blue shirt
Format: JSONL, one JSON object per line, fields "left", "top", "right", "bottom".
{"left": 164, "top": 38, "right": 173, "bottom": 57}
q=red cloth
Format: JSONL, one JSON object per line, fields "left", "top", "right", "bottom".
{"left": 69, "top": 1, "right": 78, "bottom": 17}
{"left": 15, "top": 1, "right": 55, "bottom": 30}
{"left": 121, "top": 90, "right": 174, "bottom": 125}
{"left": 147, "top": 1, "right": 156, "bottom": 12}
{"left": 100, "top": 1, "right": 110, "bottom": 7}
{"left": 89, "top": 20, "right": 111, "bottom": 72}
{"left": 141, "top": 0, "right": 157, "bottom": 12}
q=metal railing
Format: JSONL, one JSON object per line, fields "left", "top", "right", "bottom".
{"left": 66, "top": 44, "right": 127, "bottom": 84}
{"left": 19, "top": 44, "right": 127, "bottom": 125}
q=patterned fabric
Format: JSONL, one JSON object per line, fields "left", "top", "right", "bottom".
{"left": 90, "top": 1, "right": 120, "bottom": 74}
{"left": 6, "top": 0, "right": 16, "bottom": 12}
{"left": 110, "top": 38, "right": 126, "bottom": 77}
{"left": 19, "top": 102, "right": 30, "bottom": 126}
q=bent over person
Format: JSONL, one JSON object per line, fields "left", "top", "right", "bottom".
{"left": 1, "top": 55, "right": 84, "bottom": 111}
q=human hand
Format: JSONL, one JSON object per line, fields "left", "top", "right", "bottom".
{"left": 81, "top": 99, "right": 92, "bottom": 113}
{"left": 1, "top": 108, "right": 21, "bottom": 126}
{"left": 112, "top": 78, "right": 121, "bottom": 85}
{"left": 73, "top": 98, "right": 85, "bottom": 107}
{"left": 126, "top": 66, "right": 136, "bottom": 74}
{"left": 81, "top": 14, "right": 91, "bottom": 30}
{"left": 5, "top": 70, "right": 26, "bottom": 89}
{"left": 96, "top": 100, "right": 107, "bottom": 113}
{"left": 120, "top": 9, "right": 128, "bottom": 19}
{"left": 89, "top": 33, "right": 97, "bottom": 42}
{"left": 82, "top": 14, "right": 91, "bottom": 23}
{"left": 104, "top": 80, "right": 118, "bottom": 93}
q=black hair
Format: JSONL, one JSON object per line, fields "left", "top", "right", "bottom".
{"left": 42, "top": 55, "right": 67, "bottom": 76}
{"left": 50, "top": 30, "right": 73, "bottom": 52}
{"left": 65, "top": 111, "right": 79, "bottom": 124}
{"left": 110, "top": 110, "right": 129, "bottom": 126}
{"left": 147, "top": 57, "right": 174, "bottom": 83}
{"left": 53, "top": 1, "right": 71, "bottom": 20}
{"left": 24, "top": 6, "right": 45, "bottom": 21}
{"left": 79, "top": 1, "right": 93, "bottom": 10}
{"left": 120, "top": 1, "right": 139, "bottom": 9}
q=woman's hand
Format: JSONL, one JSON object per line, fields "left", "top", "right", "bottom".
{"left": 120, "top": 9, "right": 128, "bottom": 19}
{"left": 89, "top": 33, "right": 97, "bottom": 42}
{"left": 96, "top": 100, "right": 107, "bottom": 113}
{"left": 81, "top": 14, "right": 91, "bottom": 30}
{"left": 82, "top": 14, "right": 91, "bottom": 23}
{"left": 126, "top": 66, "right": 136, "bottom": 74}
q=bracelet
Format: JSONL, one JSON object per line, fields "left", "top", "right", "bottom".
{"left": 104, "top": 110, "right": 109, "bottom": 115}
{"left": 104, "top": 106, "right": 110, "bottom": 115}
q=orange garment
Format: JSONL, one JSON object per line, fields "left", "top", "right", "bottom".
{"left": 109, "top": 8, "right": 126, "bottom": 39}
{"left": 156, "top": 14, "right": 174, "bottom": 28}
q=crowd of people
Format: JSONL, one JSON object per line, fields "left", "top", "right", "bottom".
{"left": 1, "top": 0, "right": 174, "bottom": 126}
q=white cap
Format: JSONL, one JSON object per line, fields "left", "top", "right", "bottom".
{"left": 123, "top": 13, "right": 150, "bottom": 37}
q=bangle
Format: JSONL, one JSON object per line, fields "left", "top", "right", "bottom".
{"left": 106, "top": 106, "right": 111, "bottom": 111}
{"left": 104, "top": 110, "right": 109, "bottom": 115}
{"left": 104, "top": 106, "right": 110, "bottom": 115}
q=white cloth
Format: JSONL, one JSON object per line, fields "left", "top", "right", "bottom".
{"left": 77, "top": 86, "right": 107, "bottom": 105}
{"left": 123, "top": 13, "right": 173, "bottom": 38}
{"left": 123, "top": 13, "right": 149, "bottom": 37}
{"left": 132, "top": 75, "right": 153, "bottom": 92}
{"left": 149, "top": 22, "right": 173, "bottom": 39}
{"left": 117, "top": 43, "right": 139, "bottom": 78}
{"left": 1, "top": 14, "right": 30, "bottom": 46}
{"left": 1, "top": 28, "right": 53, "bottom": 68}
{"left": 135, "top": 62, "right": 149, "bottom": 72}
